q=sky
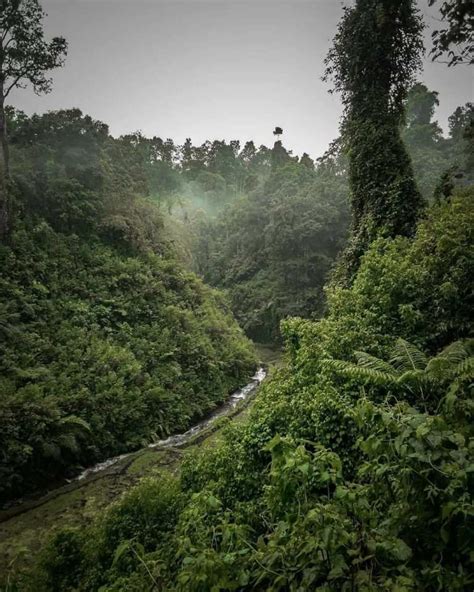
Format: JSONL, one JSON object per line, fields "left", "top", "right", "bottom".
{"left": 10, "top": 0, "right": 474, "bottom": 160}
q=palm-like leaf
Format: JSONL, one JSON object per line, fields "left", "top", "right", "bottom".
{"left": 324, "top": 339, "right": 473, "bottom": 404}
{"left": 453, "top": 357, "right": 474, "bottom": 377}
{"left": 397, "top": 369, "right": 431, "bottom": 387}
{"left": 390, "top": 339, "right": 427, "bottom": 372}
{"left": 440, "top": 340, "right": 470, "bottom": 361}
{"left": 323, "top": 358, "right": 397, "bottom": 386}
{"left": 426, "top": 340, "right": 473, "bottom": 378}
{"left": 354, "top": 351, "right": 396, "bottom": 374}
{"left": 344, "top": 366, "right": 398, "bottom": 386}
{"left": 59, "top": 415, "right": 91, "bottom": 433}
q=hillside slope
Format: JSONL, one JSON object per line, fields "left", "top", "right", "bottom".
{"left": 0, "top": 110, "right": 256, "bottom": 502}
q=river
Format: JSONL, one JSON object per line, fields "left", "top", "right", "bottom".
{"left": 76, "top": 366, "right": 267, "bottom": 480}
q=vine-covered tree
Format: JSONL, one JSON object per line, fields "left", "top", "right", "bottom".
{"left": 324, "top": 0, "right": 425, "bottom": 278}
{"left": 0, "top": 0, "right": 67, "bottom": 240}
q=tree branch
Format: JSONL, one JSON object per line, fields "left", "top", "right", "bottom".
{"left": 3, "top": 69, "right": 28, "bottom": 98}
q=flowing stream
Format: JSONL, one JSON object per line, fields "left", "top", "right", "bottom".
{"left": 77, "top": 367, "right": 267, "bottom": 481}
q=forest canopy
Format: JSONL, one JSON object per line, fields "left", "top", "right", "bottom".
{"left": 1, "top": 0, "right": 473, "bottom": 590}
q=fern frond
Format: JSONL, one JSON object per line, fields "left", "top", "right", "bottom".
{"left": 453, "top": 356, "right": 474, "bottom": 378}
{"left": 390, "top": 339, "right": 427, "bottom": 372}
{"left": 322, "top": 359, "right": 352, "bottom": 372}
{"left": 354, "top": 351, "right": 396, "bottom": 375}
{"left": 353, "top": 367, "right": 397, "bottom": 385}
{"left": 343, "top": 365, "right": 397, "bottom": 386}
{"left": 426, "top": 341, "right": 473, "bottom": 380}
{"left": 59, "top": 415, "right": 91, "bottom": 433}
{"left": 425, "top": 356, "right": 453, "bottom": 379}
{"left": 396, "top": 369, "right": 431, "bottom": 387}
{"left": 323, "top": 358, "right": 397, "bottom": 386}
{"left": 432, "top": 340, "right": 468, "bottom": 365}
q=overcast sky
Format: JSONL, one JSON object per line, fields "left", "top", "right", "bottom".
{"left": 10, "top": 0, "right": 473, "bottom": 159}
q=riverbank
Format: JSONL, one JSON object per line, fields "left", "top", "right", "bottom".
{"left": 0, "top": 346, "right": 283, "bottom": 579}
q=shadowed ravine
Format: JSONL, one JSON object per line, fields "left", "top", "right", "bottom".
{"left": 77, "top": 366, "right": 266, "bottom": 480}
{"left": 0, "top": 366, "right": 269, "bottom": 574}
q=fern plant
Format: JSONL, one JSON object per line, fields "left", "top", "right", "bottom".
{"left": 41, "top": 415, "right": 91, "bottom": 461}
{"left": 324, "top": 338, "right": 473, "bottom": 411}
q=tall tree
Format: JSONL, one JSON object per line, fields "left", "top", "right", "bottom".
{"left": 324, "top": 0, "right": 425, "bottom": 278}
{"left": 405, "top": 83, "right": 440, "bottom": 128}
{"left": 239, "top": 140, "right": 257, "bottom": 165}
{"left": 0, "top": 0, "right": 67, "bottom": 240}
{"left": 403, "top": 84, "right": 446, "bottom": 199}
{"left": 300, "top": 152, "right": 314, "bottom": 169}
{"left": 447, "top": 102, "right": 474, "bottom": 175}
{"left": 448, "top": 102, "right": 474, "bottom": 141}
{"left": 271, "top": 140, "right": 292, "bottom": 170}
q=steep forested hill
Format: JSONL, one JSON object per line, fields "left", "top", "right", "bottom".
{"left": 0, "top": 110, "right": 256, "bottom": 502}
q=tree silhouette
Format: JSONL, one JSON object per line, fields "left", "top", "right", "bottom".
{"left": 273, "top": 126, "right": 283, "bottom": 140}
{"left": 0, "top": 0, "right": 67, "bottom": 240}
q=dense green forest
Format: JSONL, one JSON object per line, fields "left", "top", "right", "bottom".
{"left": 188, "top": 86, "right": 472, "bottom": 341}
{"left": 79, "top": 84, "right": 469, "bottom": 344}
{"left": 29, "top": 186, "right": 472, "bottom": 592}
{"left": 0, "top": 109, "right": 257, "bottom": 501}
{"left": 1, "top": 0, "right": 473, "bottom": 590}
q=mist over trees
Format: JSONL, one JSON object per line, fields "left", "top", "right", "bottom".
{"left": 0, "top": 107, "right": 257, "bottom": 501}
{"left": 113, "top": 88, "right": 471, "bottom": 342}
{"left": 1, "top": 0, "right": 473, "bottom": 590}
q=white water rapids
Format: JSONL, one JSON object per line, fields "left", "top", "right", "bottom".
{"left": 76, "top": 367, "right": 267, "bottom": 481}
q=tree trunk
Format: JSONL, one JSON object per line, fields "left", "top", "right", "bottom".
{"left": 0, "top": 90, "right": 10, "bottom": 241}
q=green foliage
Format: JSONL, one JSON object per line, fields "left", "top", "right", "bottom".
{"left": 324, "top": 337, "right": 474, "bottom": 412}
{"left": 0, "top": 0, "right": 67, "bottom": 97}
{"left": 166, "top": 88, "right": 472, "bottom": 343}
{"left": 403, "top": 85, "right": 473, "bottom": 200}
{"left": 33, "top": 184, "right": 474, "bottom": 591}
{"left": 0, "top": 111, "right": 257, "bottom": 502}
{"left": 193, "top": 151, "right": 350, "bottom": 341}
{"left": 287, "top": 190, "right": 473, "bottom": 370}
{"left": 428, "top": 0, "right": 474, "bottom": 66}
{"left": 93, "top": 132, "right": 347, "bottom": 344}
{"left": 3, "top": 9, "right": 474, "bottom": 586}
{"left": 0, "top": 0, "right": 68, "bottom": 239}
{"left": 354, "top": 398, "right": 473, "bottom": 591}
{"left": 32, "top": 475, "right": 184, "bottom": 592}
